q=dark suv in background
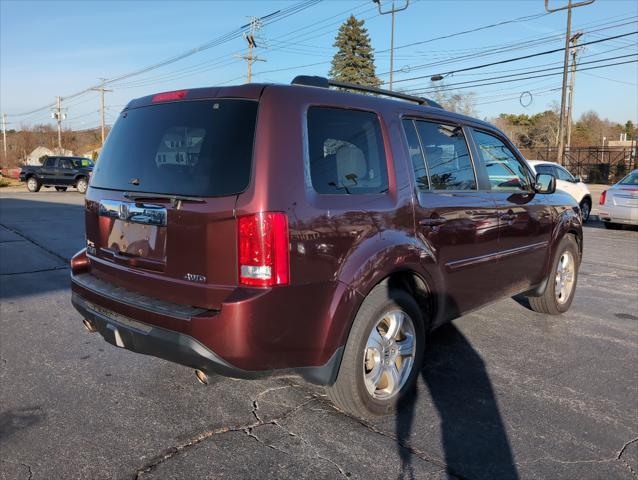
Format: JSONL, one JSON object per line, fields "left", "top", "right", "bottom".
{"left": 71, "top": 77, "right": 582, "bottom": 418}
{"left": 20, "top": 156, "right": 94, "bottom": 193}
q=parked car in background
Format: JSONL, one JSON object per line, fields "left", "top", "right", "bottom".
{"left": 19, "top": 156, "right": 94, "bottom": 193}
{"left": 70, "top": 76, "right": 583, "bottom": 418}
{"left": 527, "top": 160, "right": 592, "bottom": 222}
{"left": 599, "top": 169, "right": 638, "bottom": 229}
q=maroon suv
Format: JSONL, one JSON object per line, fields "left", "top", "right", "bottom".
{"left": 71, "top": 76, "right": 582, "bottom": 417}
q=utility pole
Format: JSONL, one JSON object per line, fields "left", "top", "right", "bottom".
{"left": 51, "top": 96, "right": 67, "bottom": 151}
{"left": 545, "top": 0, "right": 595, "bottom": 165}
{"left": 565, "top": 32, "right": 583, "bottom": 153}
{"left": 373, "top": 0, "right": 410, "bottom": 91}
{"left": 1, "top": 113, "right": 8, "bottom": 161}
{"left": 91, "top": 79, "right": 112, "bottom": 146}
{"left": 236, "top": 17, "right": 266, "bottom": 83}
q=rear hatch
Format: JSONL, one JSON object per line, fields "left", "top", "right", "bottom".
{"left": 85, "top": 95, "right": 259, "bottom": 309}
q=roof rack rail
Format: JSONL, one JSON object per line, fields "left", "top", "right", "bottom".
{"left": 291, "top": 75, "right": 443, "bottom": 109}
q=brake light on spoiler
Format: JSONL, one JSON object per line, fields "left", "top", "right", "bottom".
{"left": 238, "top": 213, "right": 289, "bottom": 287}
{"left": 152, "top": 90, "right": 189, "bottom": 102}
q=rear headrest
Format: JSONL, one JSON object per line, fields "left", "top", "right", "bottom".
{"left": 336, "top": 144, "right": 367, "bottom": 182}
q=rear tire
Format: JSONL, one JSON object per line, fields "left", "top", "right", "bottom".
{"left": 26, "top": 176, "right": 41, "bottom": 192}
{"left": 76, "top": 177, "right": 88, "bottom": 194}
{"left": 603, "top": 222, "right": 621, "bottom": 230}
{"left": 55, "top": 186, "right": 67, "bottom": 192}
{"left": 527, "top": 235, "right": 579, "bottom": 315}
{"left": 327, "top": 285, "right": 425, "bottom": 419}
{"left": 579, "top": 199, "right": 591, "bottom": 223}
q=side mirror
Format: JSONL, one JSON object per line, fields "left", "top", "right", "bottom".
{"left": 534, "top": 173, "right": 556, "bottom": 194}
{"left": 574, "top": 176, "right": 582, "bottom": 183}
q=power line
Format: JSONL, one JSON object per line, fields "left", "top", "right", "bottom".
{"left": 387, "top": 30, "right": 638, "bottom": 86}
{"left": 405, "top": 58, "right": 638, "bottom": 94}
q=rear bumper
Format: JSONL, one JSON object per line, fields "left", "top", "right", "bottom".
{"left": 70, "top": 251, "right": 351, "bottom": 385}
{"left": 72, "top": 291, "right": 247, "bottom": 379}
{"left": 598, "top": 205, "right": 638, "bottom": 225}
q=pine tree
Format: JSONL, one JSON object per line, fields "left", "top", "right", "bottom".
{"left": 329, "top": 15, "right": 381, "bottom": 87}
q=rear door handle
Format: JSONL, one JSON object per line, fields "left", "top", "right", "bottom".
{"left": 419, "top": 217, "right": 447, "bottom": 227}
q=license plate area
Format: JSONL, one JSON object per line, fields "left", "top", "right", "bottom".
{"left": 106, "top": 220, "right": 167, "bottom": 261}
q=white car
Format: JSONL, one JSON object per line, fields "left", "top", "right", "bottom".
{"left": 527, "top": 160, "right": 593, "bottom": 222}
{"left": 598, "top": 169, "right": 638, "bottom": 229}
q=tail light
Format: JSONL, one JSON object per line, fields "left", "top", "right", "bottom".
{"left": 600, "top": 190, "right": 607, "bottom": 205}
{"left": 238, "top": 212, "right": 289, "bottom": 287}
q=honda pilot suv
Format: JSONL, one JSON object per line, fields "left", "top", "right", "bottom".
{"left": 71, "top": 76, "right": 583, "bottom": 418}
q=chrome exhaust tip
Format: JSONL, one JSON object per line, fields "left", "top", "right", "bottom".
{"left": 194, "top": 369, "right": 209, "bottom": 385}
{"left": 82, "top": 319, "right": 98, "bottom": 333}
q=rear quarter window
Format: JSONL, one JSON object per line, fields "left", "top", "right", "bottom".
{"left": 307, "top": 107, "right": 388, "bottom": 195}
{"left": 91, "top": 99, "right": 258, "bottom": 197}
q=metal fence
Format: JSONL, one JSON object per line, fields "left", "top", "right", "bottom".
{"left": 519, "top": 146, "right": 637, "bottom": 184}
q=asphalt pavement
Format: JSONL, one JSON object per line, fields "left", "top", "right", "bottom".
{"left": 1, "top": 190, "right": 637, "bottom": 480}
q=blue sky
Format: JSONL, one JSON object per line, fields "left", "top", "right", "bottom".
{"left": 1, "top": 0, "right": 636, "bottom": 130}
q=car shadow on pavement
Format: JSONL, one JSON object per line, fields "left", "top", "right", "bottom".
{"left": 396, "top": 323, "right": 518, "bottom": 480}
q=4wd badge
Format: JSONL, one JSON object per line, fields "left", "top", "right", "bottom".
{"left": 184, "top": 273, "right": 207, "bottom": 283}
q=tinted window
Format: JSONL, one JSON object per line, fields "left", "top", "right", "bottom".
{"left": 59, "top": 159, "right": 72, "bottom": 169}
{"left": 414, "top": 121, "right": 475, "bottom": 190}
{"left": 402, "top": 119, "right": 429, "bottom": 190}
{"left": 472, "top": 130, "right": 530, "bottom": 191}
{"left": 44, "top": 158, "right": 56, "bottom": 168}
{"left": 534, "top": 164, "right": 556, "bottom": 177}
{"left": 307, "top": 107, "right": 388, "bottom": 195}
{"left": 555, "top": 166, "right": 574, "bottom": 182}
{"left": 91, "top": 99, "right": 258, "bottom": 197}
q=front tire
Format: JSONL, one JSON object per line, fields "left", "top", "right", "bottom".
{"left": 327, "top": 285, "right": 425, "bottom": 418}
{"left": 26, "top": 176, "right": 41, "bottom": 192}
{"left": 527, "top": 235, "right": 579, "bottom": 315}
{"left": 579, "top": 199, "right": 591, "bottom": 223}
{"left": 76, "top": 177, "right": 88, "bottom": 194}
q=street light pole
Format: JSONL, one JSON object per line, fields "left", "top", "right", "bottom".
{"left": 544, "top": 0, "right": 595, "bottom": 165}
{"left": 373, "top": 0, "right": 410, "bottom": 91}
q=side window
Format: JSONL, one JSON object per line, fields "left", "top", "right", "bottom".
{"left": 401, "top": 119, "right": 429, "bottom": 191}
{"left": 472, "top": 130, "right": 531, "bottom": 191}
{"left": 414, "top": 121, "right": 476, "bottom": 190}
{"left": 556, "top": 166, "right": 574, "bottom": 182}
{"left": 59, "top": 159, "right": 72, "bottom": 169}
{"left": 44, "top": 158, "right": 56, "bottom": 169}
{"left": 307, "top": 107, "right": 388, "bottom": 195}
{"left": 534, "top": 164, "right": 556, "bottom": 177}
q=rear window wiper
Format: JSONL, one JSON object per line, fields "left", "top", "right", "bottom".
{"left": 124, "top": 191, "right": 205, "bottom": 209}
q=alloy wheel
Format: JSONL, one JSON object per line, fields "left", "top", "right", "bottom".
{"left": 555, "top": 251, "right": 575, "bottom": 304}
{"left": 363, "top": 310, "right": 416, "bottom": 400}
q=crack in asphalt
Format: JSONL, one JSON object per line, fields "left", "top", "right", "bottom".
{"left": 519, "top": 436, "right": 638, "bottom": 477}
{"left": 134, "top": 391, "right": 316, "bottom": 479}
{"left": 0, "top": 266, "right": 69, "bottom": 276}
{"left": 319, "top": 399, "right": 467, "bottom": 480}
{"left": 0, "top": 459, "right": 33, "bottom": 480}
{"left": 270, "top": 419, "right": 350, "bottom": 479}
{"left": 0, "top": 221, "right": 70, "bottom": 263}
{"left": 618, "top": 437, "right": 638, "bottom": 478}
{"left": 250, "top": 385, "right": 291, "bottom": 423}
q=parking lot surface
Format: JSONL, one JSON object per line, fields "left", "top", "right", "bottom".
{"left": 1, "top": 190, "right": 637, "bottom": 480}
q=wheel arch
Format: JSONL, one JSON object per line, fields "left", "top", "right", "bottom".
{"left": 74, "top": 174, "right": 89, "bottom": 184}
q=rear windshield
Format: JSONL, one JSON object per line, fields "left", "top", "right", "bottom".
{"left": 619, "top": 171, "right": 638, "bottom": 185}
{"left": 91, "top": 99, "right": 258, "bottom": 197}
